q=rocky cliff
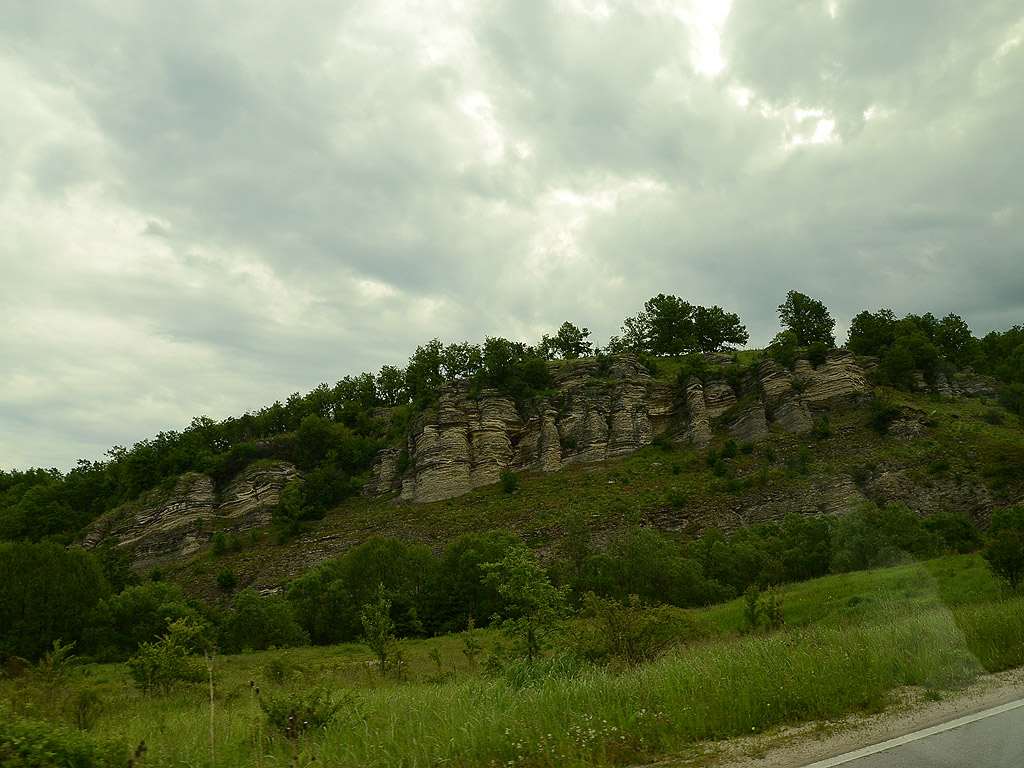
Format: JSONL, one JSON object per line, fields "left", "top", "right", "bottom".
{"left": 365, "top": 350, "right": 873, "bottom": 504}
{"left": 82, "top": 461, "right": 300, "bottom": 570}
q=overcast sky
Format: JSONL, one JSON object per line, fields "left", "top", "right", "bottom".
{"left": 2, "top": 1, "right": 1022, "bottom": 472}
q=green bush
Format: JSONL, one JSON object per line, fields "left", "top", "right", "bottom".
{"left": 0, "top": 716, "right": 127, "bottom": 768}
{"left": 258, "top": 687, "right": 351, "bottom": 737}
{"left": 571, "top": 593, "right": 687, "bottom": 666}
{"left": 923, "top": 513, "right": 981, "bottom": 554}
{"left": 220, "top": 589, "right": 308, "bottom": 653}
{"left": 126, "top": 617, "right": 208, "bottom": 694}
{"left": 807, "top": 341, "right": 828, "bottom": 367}
{"left": 869, "top": 395, "right": 901, "bottom": 434}
{"left": 499, "top": 467, "right": 520, "bottom": 494}
{"left": 831, "top": 503, "right": 943, "bottom": 573}
{"left": 216, "top": 569, "right": 238, "bottom": 592}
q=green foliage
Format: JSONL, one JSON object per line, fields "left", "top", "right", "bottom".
{"left": 499, "top": 467, "right": 520, "bottom": 494}
{"left": 540, "top": 321, "right": 593, "bottom": 360}
{"left": 216, "top": 569, "right": 237, "bottom": 592}
{"left": 484, "top": 545, "right": 568, "bottom": 662}
{"left": 360, "top": 585, "right": 401, "bottom": 677}
{"left": 777, "top": 290, "right": 836, "bottom": 346}
{"left": 475, "top": 336, "right": 551, "bottom": 400}
{"left": 811, "top": 414, "right": 832, "bottom": 439}
{"left": 766, "top": 330, "right": 800, "bottom": 369}
{"left": 126, "top": 617, "right": 208, "bottom": 694}
{"left": 665, "top": 487, "right": 687, "bottom": 509}
{"left": 220, "top": 589, "right": 308, "bottom": 653}
{"left": 82, "top": 580, "right": 200, "bottom": 661}
{"left": 846, "top": 308, "right": 898, "bottom": 356}
{"left": 258, "top": 687, "right": 350, "bottom": 737}
{"left": 287, "top": 536, "right": 436, "bottom": 644}
{"left": 426, "top": 531, "right": 520, "bottom": 634}
{"left": 868, "top": 393, "right": 902, "bottom": 434}
{"left": 982, "top": 507, "right": 1024, "bottom": 590}
{"left": 831, "top": 503, "right": 943, "bottom": 573}
{"left": 0, "top": 716, "right": 127, "bottom": 768}
{"left": 923, "top": 513, "right": 981, "bottom": 554}
{"left": 608, "top": 295, "right": 747, "bottom": 355}
{"left": 807, "top": 341, "right": 828, "bottom": 366}
{"left": 211, "top": 530, "right": 227, "bottom": 556}
{"left": 0, "top": 541, "right": 110, "bottom": 661}
{"left": 780, "top": 514, "right": 833, "bottom": 582}
{"left": 741, "top": 585, "right": 785, "bottom": 633}
{"left": 571, "top": 592, "right": 686, "bottom": 666}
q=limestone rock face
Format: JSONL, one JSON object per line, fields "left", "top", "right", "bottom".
{"left": 727, "top": 402, "right": 769, "bottom": 443}
{"left": 364, "top": 349, "right": 916, "bottom": 505}
{"left": 367, "top": 355, "right": 679, "bottom": 504}
{"left": 797, "top": 350, "right": 871, "bottom": 404}
{"left": 82, "top": 461, "right": 300, "bottom": 569}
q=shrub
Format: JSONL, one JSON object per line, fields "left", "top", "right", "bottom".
{"left": 211, "top": 531, "right": 227, "bottom": 556}
{"left": 807, "top": 341, "right": 828, "bottom": 367}
{"left": 811, "top": 414, "right": 832, "bottom": 439}
{"left": 126, "top": 617, "right": 208, "bottom": 694}
{"left": 982, "top": 507, "right": 1024, "bottom": 590}
{"left": 360, "top": 586, "right": 400, "bottom": 677}
{"left": 666, "top": 488, "right": 687, "bottom": 509}
{"left": 571, "top": 593, "right": 687, "bottom": 666}
{"left": 982, "top": 408, "right": 1005, "bottom": 426}
{"left": 499, "top": 467, "right": 520, "bottom": 494}
{"left": 0, "top": 716, "right": 127, "bottom": 768}
{"left": 220, "top": 589, "right": 308, "bottom": 653}
{"left": 923, "top": 513, "right": 981, "bottom": 554}
{"left": 869, "top": 395, "right": 901, "bottom": 434}
{"left": 831, "top": 503, "right": 943, "bottom": 573}
{"left": 258, "top": 687, "right": 351, "bottom": 738}
{"left": 216, "top": 569, "right": 237, "bottom": 592}
{"left": 720, "top": 439, "right": 738, "bottom": 459}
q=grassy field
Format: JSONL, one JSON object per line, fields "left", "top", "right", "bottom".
{"left": 4, "top": 553, "right": 1023, "bottom": 767}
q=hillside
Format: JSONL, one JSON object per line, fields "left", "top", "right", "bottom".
{"left": 76, "top": 347, "right": 1024, "bottom": 597}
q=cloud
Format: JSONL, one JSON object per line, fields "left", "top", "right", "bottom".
{"left": 1, "top": 0, "right": 1022, "bottom": 470}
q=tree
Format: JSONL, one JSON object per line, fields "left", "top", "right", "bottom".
{"left": 360, "top": 585, "right": 400, "bottom": 676}
{"left": 846, "top": 308, "right": 898, "bottom": 356}
{"left": 777, "top": 291, "right": 835, "bottom": 347}
{"left": 220, "top": 589, "right": 308, "bottom": 652}
{"left": 484, "top": 545, "right": 568, "bottom": 662}
{"left": 934, "top": 313, "right": 976, "bottom": 368}
{"left": 645, "top": 294, "right": 697, "bottom": 355}
{"left": 541, "top": 321, "right": 593, "bottom": 360}
{"left": 693, "top": 305, "right": 749, "bottom": 352}
{"left": 375, "top": 365, "right": 408, "bottom": 407}
{"left": 982, "top": 507, "right": 1024, "bottom": 590}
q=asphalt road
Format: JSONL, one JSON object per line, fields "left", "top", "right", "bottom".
{"left": 798, "top": 699, "right": 1024, "bottom": 768}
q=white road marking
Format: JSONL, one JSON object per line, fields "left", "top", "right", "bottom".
{"left": 799, "top": 699, "right": 1024, "bottom": 768}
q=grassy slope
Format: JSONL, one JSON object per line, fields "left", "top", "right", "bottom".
{"left": 4, "top": 554, "right": 1023, "bottom": 767}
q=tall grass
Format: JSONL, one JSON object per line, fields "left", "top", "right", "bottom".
{"left": 4, "top": 558, "right": 1020, "bottom": 768}
{"left": 48, "top": 607, "right": 988, "bottom": 768}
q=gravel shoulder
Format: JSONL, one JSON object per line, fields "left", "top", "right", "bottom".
{"left": 653, "top": 667, "right": 1024, "bottom": 768}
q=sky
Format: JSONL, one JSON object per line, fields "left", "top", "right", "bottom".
{"left": 1, "top": 0, "right": 1022, "bottom": 472}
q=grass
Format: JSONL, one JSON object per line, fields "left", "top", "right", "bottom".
{"left": 4, "top": 554, "right": 1023, "bottom": 767}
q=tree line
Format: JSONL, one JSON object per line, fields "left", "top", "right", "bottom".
{"left": 6, "top": 502, "right": 1022, "bottom": 664}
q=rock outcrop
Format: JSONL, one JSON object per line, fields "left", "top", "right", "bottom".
{"left": 366, "top": 350, "right": 874, "bottom": 504}
{"left": 82, "top": 461, "right": 300, "bottom": 569}
{"left": 367, "top": 356, "right": 678, "bottom": 504}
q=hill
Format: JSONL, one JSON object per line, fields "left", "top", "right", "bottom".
{"left": 72, "top": 346, "right": 1023, "bottom": 597}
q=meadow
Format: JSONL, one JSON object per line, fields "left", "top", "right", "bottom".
{"left": 3, "top": 554, "right": 1023, "bottom": 768}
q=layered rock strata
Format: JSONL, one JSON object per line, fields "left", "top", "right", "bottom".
{"left": 82, "top": 461, "right": 300, "bottom": 569}
{"left": 366, "top": 350, "right": 874, "bottom": 504}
